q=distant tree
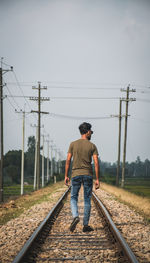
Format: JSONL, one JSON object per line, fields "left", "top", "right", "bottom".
{"left": 4, "top": 165, "right": 20, "bottom": 184}
{"left": 136, "top": 156, "right": 141, "bottom": 165}
{"left": 135, "top": 156, "right": 143, "bottom": 176}
{"left": 144, "top": 159, "right": 150, "bottom": 177}
{"left": 4, "top": 150, "right": 21, "bottom": 184}
{"left": 25, "top": 136, "right": 36, "bottom": 180}
{"left": 4, "top": 150, "right": 21, "bottom": 167}
{"left": 127, "top": 161, "right": 135, "bottom": 177}
{"left": 27, "top": 136, "right": 35, "bottom": 153}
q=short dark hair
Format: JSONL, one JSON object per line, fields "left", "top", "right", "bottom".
{"left": 79, "top": 122, "right": 92, "bottom": 135}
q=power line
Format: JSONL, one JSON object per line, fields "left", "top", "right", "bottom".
{"left": 4, "top": 94, "right": 120, "bottom": 100}
{"left": 5, "top": 95, "right": 20, "bottom": 111}
{"left": 10, "top": 70, "right": 38, "bottom": 126}
{"left": 5, "top": 84, "right": 21, "bottom": 110}
{"left": 11, "top": 70, "right": 37, "bottom": 113}
{"left": 8, "top": 69, "right": 37, "bottom": 124}
{"left": 50, "top": 97, "right": 120, "bottom": 100}
{"left": 136, "top": 98, "right": 150, "bottom": 103}
{"left": 48, "top": 112, "right": 112, "bottom": 120}
{"left": 136, "top": 90, "right": 150, "bottom": 94}
{"left": 1, "top": 60, "right": 12, "bottom": 68}
{"left": 4, "top": 94, "right": 150, "bottom": 103}
{"left": 5, "top": 81, "right": 150, "bottom": 89}
{"left": 131, "top": 117, "right": 150, "bottom": 124}
{"left": 4, "top": 83, "right": 122, "bottom": 89}
{"left": 5, "top": 117, "right": 23, "bottom": 124}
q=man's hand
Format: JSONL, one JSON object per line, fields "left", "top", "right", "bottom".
{"left": 65, "top": 153, "right": 72, "bottom": 187}
{"left": 65, "top": 176, "right": 70, "bottom": 186}
{"left": 93, "top": 154, "right": 100, "bottom": 190}
{"left": 95, "top": 179, "right": 100, "bottom": 190}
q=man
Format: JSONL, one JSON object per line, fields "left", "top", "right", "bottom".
{"left": 65, "top": 122, "right": 100, "bottom": 232}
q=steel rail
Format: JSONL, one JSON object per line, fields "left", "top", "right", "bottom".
{"left": 92, "top": 191, "right": 139, "bottom": 263}
{"left": 12, "top": 187, "right": 70, "bottom": 263}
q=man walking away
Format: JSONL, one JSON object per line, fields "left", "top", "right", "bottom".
{"left": 65, "top": 122, "right": 100, "bottom": 232}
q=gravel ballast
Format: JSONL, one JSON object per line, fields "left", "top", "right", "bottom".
{"left": 0, "top": 185, "right": 149, "bottom": 263}
{"left": 0, "top": 186, "right": 66, "bottom": 263}
{"left": 95, "top": 188, "right": 150, "bottom": 263}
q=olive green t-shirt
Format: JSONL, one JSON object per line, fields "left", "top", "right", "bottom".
{"left": 68, "top": 139, "right": 99, "bottom": 177}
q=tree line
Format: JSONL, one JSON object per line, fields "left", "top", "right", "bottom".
{"left": 4, "top": 136, "right": 65, "bottom": 185}
{"left": 3, "top": 136, "right": 150, "bottom": 185}
{"left": 100, "top": 156, "right": 150, "bottom": 178}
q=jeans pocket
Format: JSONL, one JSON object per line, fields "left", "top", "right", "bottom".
{"left": 72, "top": 176, "right": 82, "bottom": 186}
{"left": 84, "top": 176, "right": 93, "bottom": 186}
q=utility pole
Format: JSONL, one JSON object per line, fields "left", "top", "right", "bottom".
{"left": 42, "top": 134, "right": 45, "bottom": 187}
{"left": 45, "top": 136, "right": 50, "bottom": 183}
{"left": 58, "top": 151, "right": 61, "bottom": 174}
{"left": 34, "top": 125, "right": 38, "bottom": 190}
{"left": 58, "top": 150, "right": 61, "bottom": 175}
{"left": 117, "top": 99, "right": 123, "bottom": 186}
{"left": 50, "top": 143, "right": 54, "bottom": 179}
{"left": 21, "top": 112, "right": 25, "bottom": 195}
{"left": 111, "top": 100, "right": 125, "bottom": 186}
{"left": 46, "top": 139, "right": 49, "bottom": 183}
{"left": 0, "top": 58, "right": 13, "bottom": 202}
{"left": 54, "top": 147, "right": 57, "bottom": 183}
{"left": 121, "top": 85, "right": 136, "bottom": 188}
{"left": 16, "top": 109, "right": 30, "bottom": 195}
{"left": 31, "top": 124, "right": 44, "bottom": 190}
{"left": 30, "top": 82, "right": 49, "bottom": 189}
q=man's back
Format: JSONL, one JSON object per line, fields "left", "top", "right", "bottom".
{"left": 68, "top": 138, "right": 98, "bottom": 177}
{"left": 65, "top": 122, "right": 100, "bottom": 232}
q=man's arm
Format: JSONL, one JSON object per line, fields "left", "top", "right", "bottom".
{"left": 64, "top": 153, "right": 72, "bottom": 186}
{"left": 93, "top": 154, "right": 100, "bottom": 189}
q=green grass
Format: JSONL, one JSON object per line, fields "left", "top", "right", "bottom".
{"left": 124, "top": 177, "right": 150, "bottom": 198}
{"left": 3, "top": 175, "right": 65, "bottom": 201}
{"left": 102, "top": 174, "right": 150, "bottom": 199}
{"left": 3, "top": 185, "right": 34, "bottom": 201}
{"left": 124, "top": 185, "right": 150, "bottom": 198}
{"left": 0, "top": 181, "right": 65, "bottom": 225}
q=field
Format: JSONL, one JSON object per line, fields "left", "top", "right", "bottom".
{"left": 3, "top": 176, "right": 150, "bottom": 201}
{"left": 3, "top": 175, "right": 65, "bottom": 201}
{"left": 1, "top": 178, "right": 150, "bottom": 223}
{"left": 0, "top": 182, "right": 66, "bottom": 225}
{"left": 102, "top": 175, "right": 150, "bottom": 199}
{"left": 3, "top": 185, "right": 34, "bottom": 201}
{"left": 124, "top": 177, "right": 150, "bottom": 198}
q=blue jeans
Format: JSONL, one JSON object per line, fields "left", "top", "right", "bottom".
{"left": 71, "top": 175, "right": 93, "bottom": 226}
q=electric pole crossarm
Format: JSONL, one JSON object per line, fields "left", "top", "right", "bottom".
{"left": 111, "top": 114, "right": 127, "bottom": 118}
{"left": 30, "top": 97, "right": 50, "bottom": 101}
{"left": 31, "top": 110, "right": 49, "bottom": 114}
{"left": 121, "top": 88, "right": 136, "bottom": 92}
{"left": 121, "top": 98, "right": 136, "bottom": 102}
{"left": 32, "top": 86, "right": 47, "bottom": 90}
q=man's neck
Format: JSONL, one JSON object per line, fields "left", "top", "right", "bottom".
{"left": 81, "top": 134, "right": 88, "bottom": 140}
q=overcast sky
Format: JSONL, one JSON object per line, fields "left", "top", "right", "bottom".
{"left": 0, "top": 0, "right": 150, "bottom": 163}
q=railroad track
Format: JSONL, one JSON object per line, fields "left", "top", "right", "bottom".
{"left": 12, "top": 187, "right": 139, "bottom": 263}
